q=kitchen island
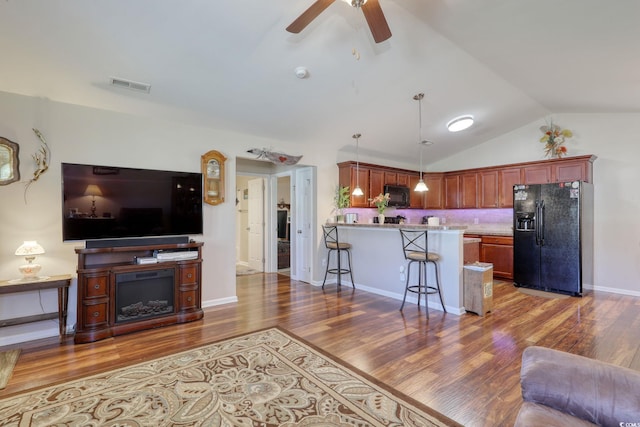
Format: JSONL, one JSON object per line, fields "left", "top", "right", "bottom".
{"left": 325, "top": 223, "right": 467, "bottom": 315}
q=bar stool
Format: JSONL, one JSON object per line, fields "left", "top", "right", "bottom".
{"left": 399, "top": 229, "right": 446, "bottom": 316}
{"left": 322, "top": 225, "right": 355, "bottom": 289}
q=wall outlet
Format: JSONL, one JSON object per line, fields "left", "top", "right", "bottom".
{"left": 474, "top": 218, "right": 479, "bottom": 224}
{"left": 441, "top": 217, "right": 446, "bottom": 224}
{"left": 400, "top": 273, "right": 406, "bottom": 282}
{"left": 321, "top": 259, "right": 327, "bottom": 267}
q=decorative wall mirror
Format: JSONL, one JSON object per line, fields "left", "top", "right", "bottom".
{"left": 0, "top": 137, "right": 20, "bottom": 186}
{"left": 201, "top": 150, "right": 227, "bottom": 205}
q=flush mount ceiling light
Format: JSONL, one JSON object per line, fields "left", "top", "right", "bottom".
{"left": 447, "top": 115, "right": 474, "bottom": 132}
{"left": 352, "top": 133, "right": 364, "bottom": 196}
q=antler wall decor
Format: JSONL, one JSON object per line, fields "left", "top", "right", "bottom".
{"left": 247, "top": 148, "right": 302, "bottom": 165}
{"left": 23, "top": 128, "right": 50, "bottom": 203}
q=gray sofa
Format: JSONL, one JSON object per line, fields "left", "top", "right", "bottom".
{"left": 515, "top": 346, "right": 640, "bottom": 426}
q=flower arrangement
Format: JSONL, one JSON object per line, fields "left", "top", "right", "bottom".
{"left": 370, "top": 192, "right": 390, "bottom": 214}
{"left": 539, "top": 121, "right": 572, "bottom": 158}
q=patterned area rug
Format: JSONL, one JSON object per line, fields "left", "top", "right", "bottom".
{"left": 0, "top": 327, "right": 460, "bottom": 426}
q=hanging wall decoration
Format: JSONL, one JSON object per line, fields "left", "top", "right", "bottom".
{"left": 539, "top": 121, "right": 572, "bottom": 158}
{"left": 24, "top": 128, "right": 50, "bottom": 202}
{"left": 247, "top": 148, "right": 302, "bottom": 165}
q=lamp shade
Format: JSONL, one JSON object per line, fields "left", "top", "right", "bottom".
{"left": 15, "top": 241, "right": 45, "bottom": 256}
{"left": 14, "top": 241, "right": 45, "bottom": 280}
{"left": 414, "top": 179, "right": 429, "bottom": 192}
{"left": 84, "top": 184, "right": 103, "bottom": 197}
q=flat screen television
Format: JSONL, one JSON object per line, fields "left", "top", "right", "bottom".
{"left": 61, "top": 163, "right": 203, "bottom": 242}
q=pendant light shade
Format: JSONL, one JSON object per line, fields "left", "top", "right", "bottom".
{"left": 352, "top": 133, "right": 364, "bottom": 196}
{"left": 413, "top": 93, "right": 429, "bottom": 193}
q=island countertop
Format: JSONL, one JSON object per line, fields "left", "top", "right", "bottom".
{"left": 326, "top": 222, "right": 467, "bottom": 231}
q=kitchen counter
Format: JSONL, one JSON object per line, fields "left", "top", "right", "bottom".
{"left": 330, "top": 222, "right": 467, "bottom": 231}
{"left": 327, "top": 223, "right": 466, "bottom": 315}
{"left": 464, "top": 228, "right": 512, "bottom": 237}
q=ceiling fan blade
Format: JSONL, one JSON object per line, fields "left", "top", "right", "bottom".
{"left": 286, "top": 0, "right": 336, "bottom": 34}
{"left": 361, "top": 0, "right": 391, "bottom": 43}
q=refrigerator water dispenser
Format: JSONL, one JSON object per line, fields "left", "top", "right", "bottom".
{"left": 516, "top": 212, "right": 535, "bottom": 231}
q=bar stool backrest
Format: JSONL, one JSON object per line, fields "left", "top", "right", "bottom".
{"left": 322, "top": 225, "right": 340, "bottom": 249}
{"left": 399, "top": 229, "right": 428, "bottom": 260}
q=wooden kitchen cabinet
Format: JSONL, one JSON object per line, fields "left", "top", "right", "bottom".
{"left": 408, "top": 174, "right": 425, "bottom": 208}
{"left": 553, "top": 158, "right": 593, "bottom": 182}
{"left": 396, "top": 173, "right": 410, "bottom": 187}
{"left": 461, "top": 173, "right": 478, "bottom": 208}
{"left": 523, "top": 164, "right": 552, "bottom": 184}
{"left": 424, "top": 173, "right": 444, "bottom": 209}
{"left": 480, "top": 236, "right": 513, "bottom": 280}
{"left": 338, "top": 162, "right": 369, "bottom": 207}
{"left": 369, "top": 169, "right": 384, "bottom": 200}
{"left": 478, "top": 170, "right": 499, "bottom": 208}
{"left": 444, "top": 174, "right": 460, "bottom": 208}
{"left": 498, "top": 167, "right": 522, "bottom": 208}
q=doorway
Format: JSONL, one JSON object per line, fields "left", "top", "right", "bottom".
{"left": 236, "top": 158, "right": 315, "bottom": 282}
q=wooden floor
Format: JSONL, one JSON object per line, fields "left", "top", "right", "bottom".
{"left": 2, "top": 274, "right": 640, "bottom": 426}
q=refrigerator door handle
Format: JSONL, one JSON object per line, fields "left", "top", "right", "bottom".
{"left": 534, "top": 200, "right": 540, "bottom": 245}
{"left": 539, "top": 199, "right": 545, "bottom": 246}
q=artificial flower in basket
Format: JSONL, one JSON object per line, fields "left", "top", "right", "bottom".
{"left": 370, "top": 193, "right": 390, "bottom": 214}
{"left": 540, "top": 121, "right": 572, "bottom": 158}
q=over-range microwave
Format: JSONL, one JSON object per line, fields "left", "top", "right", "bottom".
{"left": 383, "top": 184, "right": 410, "bottom": 208}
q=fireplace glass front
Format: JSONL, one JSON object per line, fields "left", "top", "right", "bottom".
{"left": 115, "top": 268, "right": 175, "bottom": 324}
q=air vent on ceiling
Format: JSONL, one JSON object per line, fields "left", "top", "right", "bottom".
{"left": 109, "top": 77, "right": 151, "bottom": 93}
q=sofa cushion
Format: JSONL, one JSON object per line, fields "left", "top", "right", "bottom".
{"left": 515, "top": 401, "right": 597, "bottom": 427}
{"left": 521, "top": 346, "right": 640, "bottom": 426}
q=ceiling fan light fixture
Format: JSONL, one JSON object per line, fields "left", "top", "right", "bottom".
{"left": 447, "top": 115, "right": 474, "bottom": 132}
{"left": 342, "top": 0, "right": 367, "bottom": 7}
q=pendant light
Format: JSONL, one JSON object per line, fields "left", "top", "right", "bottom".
{"left": 352, "top": 133, "right": 364, "bottom": 196}
{"left": 413, "top": 93, "right": 429, "bottom": 192}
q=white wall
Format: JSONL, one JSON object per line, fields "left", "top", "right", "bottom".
{"left": 428, "top": 114, "right": 640, "bottom": 296}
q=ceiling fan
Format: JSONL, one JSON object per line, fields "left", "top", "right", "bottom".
{"left": 286, "top": 0, "right": 392, "bottom": 43}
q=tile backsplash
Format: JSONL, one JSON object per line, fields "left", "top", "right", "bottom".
{"left": 340, "top": 208, "right": 512, "bottom": 231}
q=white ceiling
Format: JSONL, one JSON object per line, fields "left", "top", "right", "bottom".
{"left": 1, "top": 0, "right": 638, "bottom": 165}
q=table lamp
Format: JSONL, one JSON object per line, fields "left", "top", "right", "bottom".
{"left": 84, "top": 184, "right": 103, "bottom": 218}
{"left": 15, "top": 241, "right": 45, "bottom": 280}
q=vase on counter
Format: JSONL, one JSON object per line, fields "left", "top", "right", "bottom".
{"left": 378, "top": 213, "right": 385, "bottom": 224}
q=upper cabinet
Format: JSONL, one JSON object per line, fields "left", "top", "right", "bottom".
{"left": 337, "top": 155, "right": 595, "bottom": 210}
{"left": 478, "top": 170, "right": 499, "bottom": 208}
{"left": 498, "top": 168, "right": 523, "bottom": 208}
{"left": 201, "top": 150, "right": 227, "bottom": 205}
{"left": 424, "top": 174, "right": 444, "bottom": 209}
{"left": 444, "top": 174, "right": 460, "bottom": 209}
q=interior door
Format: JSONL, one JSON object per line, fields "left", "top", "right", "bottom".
{"left": 248, "top": 178, "right": 264, "bottom": 271}
{"left": 293, "top": 167, "right": 313, "bottom": 283}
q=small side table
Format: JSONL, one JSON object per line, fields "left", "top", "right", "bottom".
{"left": 0, "top": 274, "right": 72, "bottom": 338}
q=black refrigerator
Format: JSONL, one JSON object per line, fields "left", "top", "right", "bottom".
{"left": 513, "top": 181, "right": 594, "bottom": 296}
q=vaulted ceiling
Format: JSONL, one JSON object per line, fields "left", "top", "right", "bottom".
{"left": 1, "top": 0, "right": 638, "bottom": 164}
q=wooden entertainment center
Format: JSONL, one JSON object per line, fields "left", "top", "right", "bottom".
{"left": 74, "top": 241, "right": 204, "bottom": 344}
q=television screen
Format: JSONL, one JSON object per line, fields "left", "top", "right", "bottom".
{"left": 62, "top": 163, "right": 203, "bottom": 242}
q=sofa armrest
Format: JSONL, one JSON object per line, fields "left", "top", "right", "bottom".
{"left": 521, "top": 346, "right": 640, "bottom": 426}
